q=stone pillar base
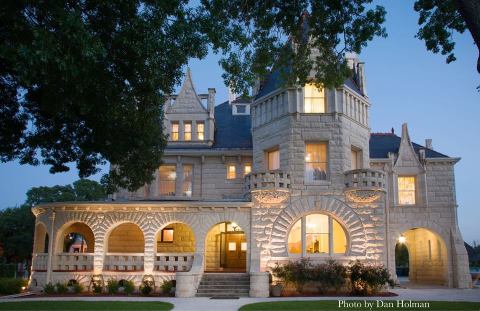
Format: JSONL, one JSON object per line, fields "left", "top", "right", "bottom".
{"left": 175, "top": 272, "right": 201, "bottom": 297}
{"left": 249, "top": 272, "right": 270, "bottom": 297}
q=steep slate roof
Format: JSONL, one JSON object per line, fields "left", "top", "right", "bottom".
{"left": 369, "top": 133, "right": 449, "bottom": 159}
{"left": 255, "top": 70, "right": 364, "bottom": 100}
{"left": 213, "top": 101, "right": 252, "bottom": 149}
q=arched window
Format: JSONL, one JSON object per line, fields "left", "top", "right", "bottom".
{"left": 287, "top": 214, "right": 347, "bottom": 256}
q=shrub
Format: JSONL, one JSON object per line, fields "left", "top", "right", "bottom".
{"left": 312, "top": 260, "right": 347, "bottom": 293}
{"left": 72, "top": 283, "right": 84, "bottom": 294}
{"left": 55, "top": 282, "right": 68, "bottom": 294}
{"left": 349, "top": 260, "right": 393, "bottom": 295}
{"left": 43, "top": 283, "right": 55, "bottom": 295}
{"left": 122, "top": 280, "right": 135, "bottom": 295}
{"left": 140, "top": 283, "right": 153, "bottom": 296}
{"left": 92, "top": 283, "right": 103, "bottom": 294}
{"left": 67, "top": 279, "right": 78, "bottom": 286}
{"left": 106, "top": 279, "right": 119, "bottom": 294}
{"left": 0, "top": 278, "right": 27, "bottom": 295}
{"left": 271, "top": 258, "right": 311, "bottom": 293}
{"left": 160, "top": 280, "right": 173, "bottom": 294}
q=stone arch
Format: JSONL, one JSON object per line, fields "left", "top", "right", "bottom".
{"left": 54, "top": 221, "right": 95, "bottom": 253}
{"left": 154, "top": 221, "right": 196, "bottom": 253}
{"left": 33, "top": 222, "right": 49, "bottom": 253}
{"left": 269, "top": 196, "right": 367, "bottom": 257}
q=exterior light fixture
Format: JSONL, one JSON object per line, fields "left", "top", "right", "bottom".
{"left": 231, "top": 222, "right": 239, "bottom": 231}
{"left": 398, "top": 235, "right": 406, "bottom": 244}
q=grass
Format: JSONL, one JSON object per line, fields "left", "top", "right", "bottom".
{"left": 239, "top": 300, "right": 480, "bottom": 311}
{"left": 0, "top": 301, "right": 174, "bottom": 311}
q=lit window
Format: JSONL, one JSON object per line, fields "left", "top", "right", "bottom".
{"left": 197, "top": 122, "right": 204, "bottom": 141}
{"left": 228, "top": 242, "right": 236, "bottom": 251}
{"left": 305, "top": 143, "right": 328, "bottom": 181}
{"left": 241, "top": 242, "right": 247, "bottom": 251}
{"left": 287, "top": 214, "right": 347, "bottom": 256}
{"left": 398, "top": 176, "right": 416, "bottom": 205}
{"left": 171, "top": 122, "right": 179, "bottom": 141}
{"left": 159, "top": 165, "right": 176, "bottom": 196}
{"left": 244, "top": 164, "right": 251, "bottom": 175}
{"left": 182, "top": 164, "right": 193, "bottom": 197}
{"left": 184, "top": 122, "right": 192, "bottom": 141}
{"left": 161, "top": 228, "right": 174, "bottom": 242}
{"left": 304, "top": 84, "right": 326, "bottom": 113}
{"left": 227, "top": 165, "right": 236, "bottom": 179}
{"left": 267, "top": 149, "right": 280, "bottom": 171}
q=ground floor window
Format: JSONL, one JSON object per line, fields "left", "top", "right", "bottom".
{"left": 288, "top": 213, "right": 347, "bottom": 255}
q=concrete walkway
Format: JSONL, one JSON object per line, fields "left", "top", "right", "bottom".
{"left": 1, "top": 287, "right": 479, "bottom": 311}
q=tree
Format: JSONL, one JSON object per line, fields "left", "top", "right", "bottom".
{"left": 0, "top": 1, "right": 208, "bottom": 191}
{"left": 0, "top": 179, "right": 106, "bottom": 263}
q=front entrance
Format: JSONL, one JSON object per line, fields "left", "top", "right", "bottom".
{"left": 205, "top": 222, "right": 247, "bottom": 272}
{"left": 225, "top": 232, "right": 247, "bottom": 269}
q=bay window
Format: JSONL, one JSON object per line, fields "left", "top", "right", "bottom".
{"left": 182, "top": 164, "right": 193, "bottom": 197}
{"left": 305, "top": 142, "right": 328, "bottom": 181}
{"left": 159, "top": 165, "right": 176, "bottom": 196}
{"left": 304, "top": 83, "right": 326, "bottom": 113}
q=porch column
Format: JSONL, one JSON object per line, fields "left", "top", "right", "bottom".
{"left": 46, "top": 211, "right": 56, "bottom": 283}
{"left": 144, "top": 230, "right": 156, "bottom": 274}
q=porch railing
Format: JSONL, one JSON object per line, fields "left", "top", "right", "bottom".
{"left": 53, "top": 253, "right": 94, "bottom": 271}
{"left": 155, "top": 253, "right": 194, "bottom": 272}
{"left": 32, "top": 253, "right": 48, "bottom": 271}
{"left": 104, "top": 253, "right": 144, "bottom": 271}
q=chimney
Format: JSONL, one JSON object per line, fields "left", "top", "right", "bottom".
{"left": 208, "top": 88, "right": 215, "bottom": 118}
{"left": 425, "top": 139, "right": 433, "bottom": 150}
{"left": 356, "top": 62, "right": 367, "bottom": 96}
{"left": 228, "top": 86, "right": 237, "bottom": 105}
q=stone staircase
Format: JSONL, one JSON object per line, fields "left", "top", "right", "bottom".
{"left": 196, "top": 273, "right": 250, "bottom": 297}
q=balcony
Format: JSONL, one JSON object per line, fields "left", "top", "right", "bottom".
{"left": 245, "top": 171, "right": 291, "bottom": 204}
{"left": 344, "top": 169, "right": 386, "bottom": 203}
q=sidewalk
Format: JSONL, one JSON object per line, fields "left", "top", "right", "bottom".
{"left": 1, "top": 287, "right": 479, "bottom": 311}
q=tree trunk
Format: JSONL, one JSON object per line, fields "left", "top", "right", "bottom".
{"left": 455, "top": 0, "right": 480, "bottom": 74}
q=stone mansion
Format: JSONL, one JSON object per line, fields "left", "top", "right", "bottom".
{"left": 29, "top": 55, "right": 472, "bottom": 296}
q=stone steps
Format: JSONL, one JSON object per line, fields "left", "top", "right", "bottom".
{"left": 196, "top": 273, "right": 250, "bottom": 297}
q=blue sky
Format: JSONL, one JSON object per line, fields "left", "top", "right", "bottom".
{"left": 0, "top": 1, "right": 478, "bottom": 244}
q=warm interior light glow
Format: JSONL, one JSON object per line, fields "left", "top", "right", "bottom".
{"left": 398, "top": 235, "right": 406, "bottom": 244}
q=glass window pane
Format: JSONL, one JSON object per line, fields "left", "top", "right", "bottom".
{"left": 306, "top": 214, "right": 329, "bottom": 233}
{"left": 287, "top": 219, "right": 301, "bottom": 254}
{"left": 306, "top": 214, "right": 329, "bottom": 254}
{"left": 162, "top": 229, "right": 174, "bottom": 242}
{"left": 182, "top": 165, "right": 193, "bottom": 197}
{"left": 227, "top": 165, "right": 236, "bottom": 179}
{"left": 197, "top": 123, "right": 204, "bottom": 141}
{"left": 306, "top": 233, "right": 329, "bottom": 254}
{"left": 228, "top": 242, "right": 236, "bottom": 251}
{"left": 304, "top": 84, "right": 325, "bottom": 113}
{"left": 184, "top": 123, "right": 191, "bottom": 141}
{"left": 244, "top": 164, "right": 251, "bottom": 175}
{"left": 159, "top": 165, "right": 176, "bottom": 196}
{"left": 268, "top": 150, "right": 280, "bottom": 170}
{"left": 351, "top": 149, "right": 358, "bottom": 170}
{"left": 305, "top": 143, "right": 327, "bottom": 181}
{"left": 333, "top": 219, "right": 347, "bottom": 254}
{"left": 398, "top": 176, "right": 416, "bottom": 205}
{"left": 171, "top": 123, "right": 179, "bottom": 141}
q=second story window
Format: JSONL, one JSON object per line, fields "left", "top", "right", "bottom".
{"left": 267, "top": 149, "right": 280, "bottom": 171}
{"left": 197, "top": 122, "right": 204, "bottom": 141}
{"left": 244, "top": 164, "right": 252, "bottom": 175}
{"left": 398, "top": 176, "right": 416, "bottom": 205}
{"left": 351, "top": 147, "right": 362, "bottom": 170}
{"left": 184, "top": 122, "right": 192, "bottom": 141}
{"left": 159, "top": 165, "right": 176, "bottom": 196}
{"left": 304, "top": 83, "right": 326, "bottom": 113}
{"left": 305, "top": 142, "right": 328, "bottom": 181}
{"left": 182, "top": 164, "right": 193, "bottom": 197}
{"left": 171, "top": 122, "right": 179, "bottom": 141}
{"left": 227, "top": 165, "right": 236, "bottom": 179}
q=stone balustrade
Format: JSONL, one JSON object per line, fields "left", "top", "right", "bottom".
{"left": 104, "top": 253, "right": 144, "bottom": 271}
{"left": 344, "top": 169, "right": 386, "bottom": 203}
{"left": 154, "top": 253, "right": 194, "bottom": 272}
{"left": 245, "top": 171, "right": 291, "bottom": 192}
{"left": 53, "top": 253, "right": 94, "bottom": 271}
{"left": 32, "top": 253, "right": 48, "bottom": 271}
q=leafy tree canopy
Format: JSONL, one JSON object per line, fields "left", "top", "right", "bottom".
{"left": 1, "top": 0, "right": 478, "bottom": 192}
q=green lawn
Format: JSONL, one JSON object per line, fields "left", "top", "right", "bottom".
{"left": 0, "top": 301, "right": 173, "bottom": 311}
{"left": 239, "top": 300, "right": 480, "bottom": 311}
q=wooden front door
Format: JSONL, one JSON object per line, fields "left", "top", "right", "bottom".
{"left": 225, "top": 233, "right": 246, "bottom": 269}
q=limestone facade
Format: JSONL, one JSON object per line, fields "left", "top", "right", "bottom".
{"left": 29, "top": 58, "right": 472, "bottom": 295}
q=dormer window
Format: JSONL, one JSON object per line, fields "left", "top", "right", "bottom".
{"left": 184, "top": 122, "right": 192, "bottom": 141}
{"left": 398, "top": 176, "right": 416, "bottom": 205}
{"left": 197, "top": 122, "right": 204, "bottom": 141}
{"left": 236, "top": 105, "right": 246, "bottom": 113}
{"left": 304, "top": 84, "right": 326, "bottom": 113}
{"left": 232, "top": 102, "right": 250, "bottom": 115}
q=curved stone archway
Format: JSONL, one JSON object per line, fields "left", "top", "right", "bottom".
{"left": 269, "top": 196, "right": 367, "bottom": 257}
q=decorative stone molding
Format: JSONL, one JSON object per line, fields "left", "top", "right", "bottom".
{"left": 345, "top": 190, "right": 381, "bottom": 203}
{"left": 251, "top": 189, "right": 289, "bottom": 204}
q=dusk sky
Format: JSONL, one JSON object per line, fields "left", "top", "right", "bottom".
{"left": 0, "top": 1, "right": 478, "bottom": 244}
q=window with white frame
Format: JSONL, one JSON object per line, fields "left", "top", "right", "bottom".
{"left": 184, "top": 122, "right": 192, "bottom": 141}
{"left": 398, "top": 176, "right": 416, "bottom": 205}
{"left": 304, "top": 83, "right": 326, "bottom": 113}
{"left": 305, "top": 142, "right": 328, "bottom": 181}
{"left": 197, "top": 122, "right": 204, "bottom": 141}
{"left": 287, "top": 214, "right": 347, "bottom": 255}
{"left": 182, "top": 164, "right": 193, "bottom": 197}
{"left": 244, "top": 164, "right": 252, "bottom": 175}
{"left": 171, "top": 122, "right": 179, "bottom": 141}
{"left": 227, "top": 165, "right": 236, "bottom": 179}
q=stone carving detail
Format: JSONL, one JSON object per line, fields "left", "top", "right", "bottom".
{"left": 252, "top": 190, "right": 289, "bottom": 204}
{"left": 345, "top": 190, "right": 381, "bottom": 203}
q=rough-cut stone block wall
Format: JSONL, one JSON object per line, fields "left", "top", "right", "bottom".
{"left": 108, "top": 223, "right": 145, "bottom": 253}
{"left": 156, "top": 222, "right": 195, "bottom": 253}
{"left": 205, "top": 223, "right": 223, "bottom": 270}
